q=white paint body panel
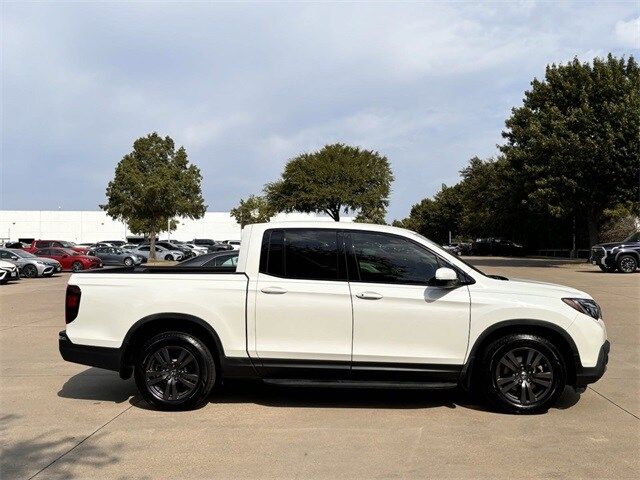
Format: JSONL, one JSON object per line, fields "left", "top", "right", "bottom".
{"left": 66, "top": 221, "right": 607, "bottom": 370}
{"left": 351, "top": 283, "right": 470, "bottom": 364}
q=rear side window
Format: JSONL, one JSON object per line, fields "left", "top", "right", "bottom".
{"left": 259, "top": 229, "right": 339, "bottom": 281}
{"left": 349, "top": 231, "right": 441, "bottom": 285}
{"left": 36, "top": 241, "right": 50, "bottom": 248}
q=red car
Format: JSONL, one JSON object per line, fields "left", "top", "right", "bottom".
{"left": 34, "top": 248, "right": 102, "bottom": 272}
{"left": 24, "top": 240, "right": 89, "bottom": 255}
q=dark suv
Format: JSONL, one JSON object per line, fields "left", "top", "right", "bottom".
{"left": 470, "top": 238, "right": 524, "bottom": 256}
{"left": 590, "top": 231, "right": 640, "bottom": 273}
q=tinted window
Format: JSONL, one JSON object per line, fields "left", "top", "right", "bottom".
{"left": 284, "top": 230, "right": 338, "bottom": 281}
{"left": 350, "top": 232, "right": 440, "bottom": 285}
{"left": 0, "top": 251, "right": 11, "bottom": 259}
{"left": 266, "top": 230, "right": 284, "bottom": 276}
{"left": 139, "top": 246, "right": 150, "bottom": 251}
{"left": 35, "top": 241, "right": 50, "bottom": 248}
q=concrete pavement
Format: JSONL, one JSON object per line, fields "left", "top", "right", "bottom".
{"left": 1, "top": 259, "right": 638, "bottom": 479}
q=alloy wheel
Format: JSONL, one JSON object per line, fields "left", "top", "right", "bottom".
{"left": 144, "top": 346, "right": 200, "bottom": 402}
{"left": 619, "top": 256, "right": 637, "bottom": 273}
{"left": 72, "top": 262, "right": 83, "bottom": 272}
{"left": 494, "top": 346, "right": 554, "bottom": 406}
{"left": 23, "top": 264, "right": 38, "bottom": 278}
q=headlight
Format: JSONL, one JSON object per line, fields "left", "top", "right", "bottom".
{"left": 36, "top": 261, "right": 45, "bottom": 265}
{"left": 562, "top": 298, "right": 602, "bottom": 320}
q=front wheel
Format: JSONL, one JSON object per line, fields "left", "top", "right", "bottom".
{"left": 22, "top": 264, "right": 39, "bottom": 278}
{"left": 480, "top": 334, "right": 566, "bottom": 414}
{"left": 123, "top": 257, "right": 134, "bottom": 267}
{"left": 134, "top": 332, "right": 216, "bottom": 410}
{"left": 164, "top": 254, "right": 173, "bottom": 261}
{"left": 71, "top": 261, "right": 84, "bottom": 272}
{"left": 617, "top": 254, "right": 638, "bottom": 273}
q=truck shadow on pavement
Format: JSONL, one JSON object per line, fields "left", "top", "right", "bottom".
{"left": 57, "top": 367, "right": 581, "bottom": 414}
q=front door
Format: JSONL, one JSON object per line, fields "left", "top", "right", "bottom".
{"left": 254, "top": 229, "right": 353, "bottom": 378}
{"left": 347, "top": 231, "right": 470, "bottom": 382}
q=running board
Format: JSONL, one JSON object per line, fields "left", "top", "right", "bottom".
{"left": 262, "top": 379, "right": 458, "bottom": 390}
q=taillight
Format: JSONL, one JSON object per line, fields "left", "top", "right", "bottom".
{"left": 65, "top": 285, "right": 81, "bottom": 324}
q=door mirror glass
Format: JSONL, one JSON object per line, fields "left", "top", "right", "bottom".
{"left": 431, "top": 267, "right": 459, "bottom": 288}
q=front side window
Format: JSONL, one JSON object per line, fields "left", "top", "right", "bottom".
{"left": 350, "top": 231, "right": 441, "bottom": 285}
{"left": 36, "top": 241, "right": 50, "bottom": 248}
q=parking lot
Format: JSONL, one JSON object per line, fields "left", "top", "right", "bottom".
{"left": 1, "top": 258, "right": 638, "bottom": 479}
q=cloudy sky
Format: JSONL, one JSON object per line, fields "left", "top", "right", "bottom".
{"left": 1, "top": 1, "right": 638, "bottom": 220}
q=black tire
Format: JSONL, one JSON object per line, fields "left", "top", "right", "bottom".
{"left": 616, "top": 254, "right": 638, "bottom": 274}
{"left": 71, "top": 261, "right": 84, "bottom": 272}
{"left": 479, "top": 334, "right": 566, "bottom": 414}
{"left": 22, "top": 264, "right": 38, "bottom": 278}
{"left": 123, "top": 257, "right": 134, "bottom": 267}
{"left": 164, "top": 254, "right": 173, "bottom": 261}
{"left": 598, "top": 265, "right": 616, "bottom": 273}
{"left": 134, "top": 331, "right": 216, "bottom": 410}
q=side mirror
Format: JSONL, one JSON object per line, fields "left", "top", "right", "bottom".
{"left": 10, "top": 256, "right": 19, "bottom": 260}
{"left": 430, "top": 267, "right": 460, "bottom": 288}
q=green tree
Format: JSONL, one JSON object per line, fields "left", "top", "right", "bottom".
{"left": 265, "top": 143, "right": 394, "bottom": 221}
{"left": 230, "top": 195, "right": 275, "bottom": 228}
{"left": 501, "top": 54, "right": 640, "bottom": 246}
{"left": 102, "top": 132, "right": 206, "bottom": 260}
{"left": 393, "top": 184, "right": 463, "bottom": 243}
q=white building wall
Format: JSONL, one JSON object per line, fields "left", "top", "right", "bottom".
{"left": 0, "top": 210, "right": 351, "bottom": 243}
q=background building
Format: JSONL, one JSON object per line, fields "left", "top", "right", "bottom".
{"left": 0, "top": 210, "right": 351, "bottom": 243}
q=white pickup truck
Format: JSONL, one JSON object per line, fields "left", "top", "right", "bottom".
{"left": 59, "top": 222, "right": 609, "bottom": 413}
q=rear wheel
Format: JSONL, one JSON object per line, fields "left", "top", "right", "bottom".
{"left": 134, "top": 331, "right": 216, "bottom": 410}
{"left": 617, "top": 254, "right": 638, "bottom": 273}
{"left": 71, "top": 261, "right": 84, "bottom": 272}
{"left": 480, "top": 334, "right": 566, "bottom": 414}
{"left": 22, "top": 264, "right": 38, "bottom": 278}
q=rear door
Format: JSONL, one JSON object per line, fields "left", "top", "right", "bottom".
{"left": 254, "top": 228, "right": 353, "bottom": 378}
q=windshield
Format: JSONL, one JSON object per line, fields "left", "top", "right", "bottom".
{"left": 407, "top": 230, "right": 488, "bottom": 277}
{"left": 59, "top": 241, "right": 75, "bottom": 248}
{"left": 623, "top": 231, "right": 640, "bottom": 242}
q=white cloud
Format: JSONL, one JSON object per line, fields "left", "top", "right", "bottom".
{"left": 614, "top": 16, "right": 640, "bottom": 49}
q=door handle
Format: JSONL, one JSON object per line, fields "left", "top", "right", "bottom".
{"left": 260, "top": 286, "right": 288, "bottom": 295}
{"left": 356, "top": 291, "right": 383, "bottom": 300}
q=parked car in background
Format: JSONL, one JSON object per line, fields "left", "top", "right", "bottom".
{"left": 120, "top": 244, "right": 139, "bottom": 251}
{"left": 24, "top": 240, "right": 89, "bottom": 255}
{"left": 147, "top": 242, "right": 195, "bottom": 260}
{"left": 192, "top": 238, "right": 234, "bottom": 252}
{"left": 442, "top": 244, "right": 462, "bottom": 256}
{"left": 590, "top": 231, "right": 640, "bottom": 273}
{"left": 132, "top": 245, "right": 183, "bottom": 261}
{"left": 4, "top": 241, "right": 27, "bottom": 249}
{"left": 34, "top": 248, "right": 102, "bottom": 272}
{"left": 0, "top": 248, "right": 56, "bottom": 277}
{"left": 100, "top": 240, "right": 126, "bottom": 247}
{"left": 470, "top": 238, "right": 524, "bottom": 256}
{"left": 183, "top": 243, "right": 208, "bottom": 255}
{"left": 87, "top": 246, "right": 146, "bottom": 267}
{"left": 222, "top": 240, "right": 241, "bottom": 250}
{"left": 176, "top": 250, "right": 239, "bottom": 268}
{"left": 0, "top": 259, "right": 20, "bottom": 284}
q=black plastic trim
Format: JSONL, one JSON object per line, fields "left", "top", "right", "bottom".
{"left": 59, "top": 330, "right": 121, "bottom": 372}
{"left": 574, "top": 340, "right": 610, "bottom": 387}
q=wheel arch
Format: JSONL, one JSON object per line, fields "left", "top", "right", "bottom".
{"left": 119, "top": 313, "right": 225, "bottom": 380}
{"left": 461, "top": 319, "right": 580, "bottom": 388}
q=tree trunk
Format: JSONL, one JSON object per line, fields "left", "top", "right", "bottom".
{"left": 149, "top": 229, "right": 156, "bottom": 261}
{"left": 587, "top": 215, "right": 599, "bottom": 248}
{"left": 325, "top": 205, "right": 340, "bottom": 221}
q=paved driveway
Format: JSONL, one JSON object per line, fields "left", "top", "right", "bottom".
{"left": 1, "top": 259, "right": 638, "bottom": 479}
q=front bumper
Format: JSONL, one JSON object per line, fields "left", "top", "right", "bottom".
{"left": 59, "top": 330, "right": 122, "bottom": 372}
{"left": 574, "top": 340, "right": 610, "bottom": 387}
{"left": 590, "top": 247, "right": 616, "bottom": 268}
